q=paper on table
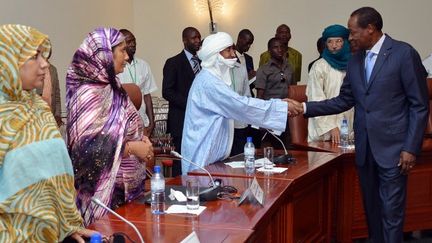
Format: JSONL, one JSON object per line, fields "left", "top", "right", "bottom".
{"left": 257, "top": 167, "right": 288, "bottom": 173}
{"left": 166, "top": 205, "right": 206, "bottom": 215}
{"left": 180, "top": 231, "right": 200, "bottom": 243}
{"left": 224, "top": 161, "right": 245, "bottom": 168}
{"left": 225, "top": 158, "right": 274, "bottom": 168}
{"left": 338, "top": 144, "right": 355, "bottom": 150}
{"left": 169, "top": 188, "right": 187, "bottom": 202}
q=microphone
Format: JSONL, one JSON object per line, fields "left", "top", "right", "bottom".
{"left": 91, "top": 197, "right": 145, "bottom": 243}
{"left": 170, "top": 150, "right": 222, "bottom": 201}
{"left": 263, "top": 129, "right": 295, "bottom": 165}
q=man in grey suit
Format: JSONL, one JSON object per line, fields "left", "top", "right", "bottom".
{"left": 162, "top": 27, "right": 201, "bottom": 176}
{"left": 291, "top": 7, "right": 429, "bottom": 243}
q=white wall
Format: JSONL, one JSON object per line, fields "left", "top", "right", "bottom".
{"left": 133, "top": 0, "right": 432, "bottom": 94}
{"left": 1, "top": 0, "right": 431, "bottom": 103}
{"left": 0, "top": 0, "right": 134, "bottom": 113}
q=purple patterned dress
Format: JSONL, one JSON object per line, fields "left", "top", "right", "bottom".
{"left": 66, "top": 28, "right": 146, "bottom": 226}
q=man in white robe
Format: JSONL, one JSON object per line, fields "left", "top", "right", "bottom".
{"left": 306, "top": 24, "right": 354, "bottom": 143}
{"left": 181, "top": 32, "right": 298, "bottom": 174}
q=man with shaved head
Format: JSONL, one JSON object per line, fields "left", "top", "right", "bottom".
{"left": 162, "top": 27, "right": 202, "bottom": 176}
{"left": 259, "top": 24, "right": 302, "bottom": 82}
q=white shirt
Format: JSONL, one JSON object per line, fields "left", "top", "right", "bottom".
{"left": 365, "top": 34, "right": 386, "bottom": 69}
{"left": 423, "top": 54, "right": 432, "bottom": 78}
{"left": 184, "top": 49, "right": 196, "bottom": 70}
{"left": 231, "top": 51, "right": 251, "bottom": 129}
{"left": 306, "top": 58, "right": 354, "bottom": 142}
{"left": 118, "top": 58, "right": 158, "bottom": 126}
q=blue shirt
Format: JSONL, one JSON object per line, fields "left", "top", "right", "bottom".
{"left": 181, "top": 69, "right": 288, "bottom": 174}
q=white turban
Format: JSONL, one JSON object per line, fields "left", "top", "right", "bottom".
{"left": 197, "top": 32, "right": 236, "bottom": 86}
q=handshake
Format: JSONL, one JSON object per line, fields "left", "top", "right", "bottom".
{"left": 283, "top": 98, "right": 304, "bottom": 117}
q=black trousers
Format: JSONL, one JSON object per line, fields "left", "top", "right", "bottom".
{"left": 230, "top": 128, "right": 248, "bottom": 156}
{"left": 357, "top": 141, "right": 407, "bottom": 243}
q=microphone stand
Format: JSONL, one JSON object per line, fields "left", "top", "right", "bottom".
{"left": 264, "top": 129, "right": 294, "bottom": 164}
{"left": 170, "top": 151, "right": 222, "bottom": 201}
{"left": 91, "top": 197, "right": 145, "bottom": 243}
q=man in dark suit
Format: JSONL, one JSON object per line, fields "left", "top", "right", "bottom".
{"left": 162, "top": 27, "right": 201, "bottom": 176}
{"left": 292, "top": 7, "right": 429, "bottom": 242}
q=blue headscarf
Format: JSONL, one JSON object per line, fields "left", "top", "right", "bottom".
{"left": 321, "top": 24, "right": 351, "bottom": 70}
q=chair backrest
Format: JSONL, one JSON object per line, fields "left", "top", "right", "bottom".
{"left": 287, "top": 85, "right": 308, "bottom": 144}
{"left": 122, "top": 83, "right": 142, "bottom": 110}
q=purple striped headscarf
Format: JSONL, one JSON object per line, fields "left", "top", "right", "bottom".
{"left": 66, "top": 28, "right": 129, "bottom": 225}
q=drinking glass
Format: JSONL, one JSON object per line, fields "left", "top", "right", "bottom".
{"left": 263, "top": 147, "right": 274, "bottom": 170}
{"left": 186, "top": 179, "right": 200, "bottom": 210}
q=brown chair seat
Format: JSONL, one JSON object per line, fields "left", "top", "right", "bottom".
{"left": 287, "top": 85, "right": 308, "bottom": 144}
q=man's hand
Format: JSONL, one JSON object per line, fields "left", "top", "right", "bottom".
{"left": 330, "top": 127, "right": 340, "bottom": 144}
{"left": 283, "top": 98, "right": 304, "bottom": 117}
{"left": 398, "top": 151, "right": 416, "bottom": 175}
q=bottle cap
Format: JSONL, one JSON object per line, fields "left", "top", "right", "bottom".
{"left": 90, "top": 233, "right": 102, "bottom": 243}
{"left": 247, "top": 137, "right": 253, "bottom": 143}
{"left": 154, "top": 165, "right": 161, "bottom": 173}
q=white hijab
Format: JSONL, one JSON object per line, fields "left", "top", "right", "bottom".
{"left": 198, "top": 32, "right": 237, "bottom": 86}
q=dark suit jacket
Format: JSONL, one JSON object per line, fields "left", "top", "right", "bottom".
{"left": 162, "top": 51, "right": 196, "bottom": 138}
{"left": 244, "top": 53, "right": 255, "bottom": 97}
{"left": 244, "top": 53, "right": 254, "bottom": 73}
{"left": 306, "top": 35, "right": 429, "bottom": 168}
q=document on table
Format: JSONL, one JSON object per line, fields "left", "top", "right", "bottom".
{"left": 166, "top": 205, "right": 206, "bottom": 215}
{"left": 225, "top": 158, "right": 274, "bottom": 168}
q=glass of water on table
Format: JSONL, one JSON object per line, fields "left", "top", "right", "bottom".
{"left": 186, "top": 178, "right": 200, "bottom": 210}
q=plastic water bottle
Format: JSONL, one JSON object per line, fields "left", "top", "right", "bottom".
{"left": 90, "top": 233, "right": 102, "bottom": 243}
{"left": 244, "top": 137, "right": 255, "bottom": 174}
{"left": 151, "top": 165, "right": 165, "bottom": 214}
{"left": 340, "top": 117, "right": 349, "bottom": 149}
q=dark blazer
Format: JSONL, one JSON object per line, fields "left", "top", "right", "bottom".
{"left": 162, "top": 51, "right": 196, "bottom": 138}
{"left": 244, "top": 53, "right": 255, "bottom": 97}
{"left": 306, "top": 35, "right": 429, "bottom": 168}
{"left": 244, "top": 53, "right": 254, "bottom": 73}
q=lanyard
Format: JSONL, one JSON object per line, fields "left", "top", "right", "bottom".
{"left": 127, "top": 61, "right": 136, "bottom": 83}
{"left": 230, "top": 68, "right": 236, "bottom": 91}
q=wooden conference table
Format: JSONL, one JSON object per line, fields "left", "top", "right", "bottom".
{"left": 88, "top": 175, "right": 295, "bottom": 242}
{"left": 293, "top": 141, "right": 432, "bottom": 242}
{"left": 87, "top": 150, "right": 339, "bottom": 243}
{"left": 88, "top": 144, "right": 432, "bottom": 242}
{"left": 188, "top": 150, "right": 340, "bottom": 243}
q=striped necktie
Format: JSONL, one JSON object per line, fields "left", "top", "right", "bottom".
{"left": 191, "top": 56, "right": 201, "bottom": 75}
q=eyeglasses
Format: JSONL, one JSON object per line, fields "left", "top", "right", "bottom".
{"left": 280, "top": 71, "right": 286, "bottom": 83}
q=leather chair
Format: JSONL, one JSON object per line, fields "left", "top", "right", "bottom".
{"left": 287, "top": 85, "right": 308, "bottom": 144}
{"left": 122, "top": 83, "right": 142, "bottom": 110}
